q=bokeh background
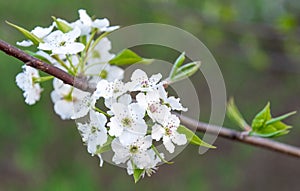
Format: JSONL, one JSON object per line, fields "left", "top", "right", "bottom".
{"left": 1, "top": 0, "right": 300, "bottom": 190}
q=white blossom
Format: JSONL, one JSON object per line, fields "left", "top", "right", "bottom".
{"left": 71, "top": 93, "right": 97, "bottom": 119}
{"left": 126, "top": 149, "right": 162, "bottom": 177}
{"left": 16, "top": 65, "right": 43, "bottom": 105}
{"left": 94, "top": 80, "right": 127, "bottom": 100}
{"left": 35, "top": 50, "right": 57, "bottom": 64}
{"left": 88, "top": 37, "right": 115, "bottom": 63}
{"left": 50, "top": 78, "right": 90, "bottom": 120}
{"left": 127, "top": 69, "right": 162, "bottom": 92}
{"left": 17, "top": 24, "right": 54, "bottom": 47}
{"left": 85, "top": 37, "right": 123, "bottom": 82}
{"left": 86, "top": 64, "right": 124, "bottom": 83}
{"left": 38, "top": 27, "right": 85, "bottom": 55}
{"left": 157, "top": 85, "right": 187, "bottom": 111}
{"left": 111, "top": 136, "right": 153, "bottom": 169}
{"left": 77, "top": 110, "right": 108, "bottom": 166}
{"left": 136, "top": 91, "right": 171, "bottom": 123}
{"left": 104, "top": 94, "right": 132, "bottom": 111}
{"left": 108, "top": 103, "right": 147, "bottom": 145}
{"left": 72, "top": 9, "right": 119, "bottom": 35}
{"left": 152, "top": 114, "right": 187, "bottom": 153}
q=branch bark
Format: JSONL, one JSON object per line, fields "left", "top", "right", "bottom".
{"left": 1, "top": 39, "right": 300, "bottom": 158}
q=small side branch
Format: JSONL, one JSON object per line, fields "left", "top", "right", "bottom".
{"left": 1, "top": 39, "right": 300, "bottom": 158}
{"left": 179, "top": 115, "right": 300, "bottom": 158}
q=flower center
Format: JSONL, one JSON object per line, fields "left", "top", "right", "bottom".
{"left": 165, "top": 127, "right": 172, "bottom": 136}
{"left": 59, "top": 41, "right": 66, "bottom": 47}
{"left": 91, "top": 126, "right": 97, "bottom": 133}
{"left": 129, "top": 145, "right": 139, "bottom": 154}
{"left": 141, "top": 80, "right": 149, "bottom": 88}
{"left": 149, "top": 104, "right": 158, "bottom": 113}
{"left": 92, "top": 51, "right": 101, "bottom": 58}
{"left": 63, "top": 92, "right": 73, "bottom": 102}
{"left": 99, "top": 70, "right": 108, "bottom": 79}
{"left": 121, "top": 117, "right": 133, "bottom": 127}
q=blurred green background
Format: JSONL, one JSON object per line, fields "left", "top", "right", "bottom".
{"left": 1, "top": 0, "right": 300, "bottom": 190}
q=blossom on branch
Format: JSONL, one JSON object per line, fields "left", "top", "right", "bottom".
{"left": 16, "top": 65, "right": 43, "bottom": 105}
{"left": 38, "top": 27, "right": 84, "bottom": 55}
{"left": 77, "top": 110, "right": 108, "bottom": 166}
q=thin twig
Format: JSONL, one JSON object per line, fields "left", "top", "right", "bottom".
{"left": 1, "top": 39, "right": 300, "bottom": 158}
{"left": 179, "top": 115, "right": 300, "bottom": 158}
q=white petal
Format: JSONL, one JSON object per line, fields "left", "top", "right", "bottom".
{"left": 130, "top": 69, "right": 147, "bottom": 82}
{"left": 172, "top": 132, "right": 187, "bottom": 146}
{"left": 167, "top": 97, "right": 188, "bottom": 111}
{"left": 136, "top": 93, "right": 148, "bottom": 109}
{"left": 130, "top": 121, "right": 148, "bottom": 137}
{"left": 77, "top": 123, "right": 89, "bottom": 142}
{"left": 111, "top": 138, "right": 130, "bottom": 164}
{"left": 129, "top": 103, "right": 145, "bottom": 120}
{"left": 64, "top": 27, "right": 81, "bottom": 42}
{"left": 16, "top": 72, "right": 28, "bottom": 90}
{"left": 94, "top": 80, "right": 111, "bottom": 99}
{"left": 151, "top": 124, "right": 164, "bottom": 141}
{"left": 52, "top": 42, "right": 84, "bottom": 55}
{"left": 126, "top": 161, "right": 134, "bottom": 175}
{"left": 92, "top": 18, "right": 109, "bottom": 29}
{"left": 90, "top": 110, "right": 107, "bottom": 128}
{"left": 78, "top": 9, "right": 92, "bottom": 26}
{"left": 133, "top": 151, "right": 152, "bottom": 169}
{"left": 119, "top": 131, "right": 139, "bottom": 146}
{"left": 72, "top": 93, "right": 93, "bottom": 119}
{"left": 118, "top": 94, "right": 132, "bottom": 105}
{"left": 163, "top": 136, "right": 175, "bottom": 153}
{"left": 108, "top": 117, "right": 123, "bottom": 137}
{"left": 101, "top": 25, "right": 120, "bottom": 32}
{"left": 138, "top": 135, "right": 152, "bottom": 150}
{"left": 16, "top": 40, "right": 33, "bottom": 47}
{"left": 52, "top": 78, "right": 70, "bottom": 95}
{"left": 106, "top": 66, "right": 124, "bottom": 81}
{"left": 31, "top": 24, "right": 54, "bottom": 38}
{"left": 149, "top": 73, "right": 162, "bottom": 85}
{"left": 111, "top": 103, "right": 128, "bottom": 118}
{"left": 54, "top": 100, "right": 74, "bottom": 120}
{"left": 38, "top": 42, "right": 53, "bottom": 51}
{"left": 24, "top": 86, "right": 42, "bottom": 105}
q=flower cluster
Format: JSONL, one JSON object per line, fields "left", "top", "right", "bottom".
{"left": 12, "top": 9, "right": 205, "bottom": 182}
{"left": 14, "top": 9, "right": 122, "bottom": 117}
{"left": 77, "top": 69, "right": 188, "bottom": 178}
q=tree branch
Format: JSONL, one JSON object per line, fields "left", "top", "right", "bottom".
{"left": 179, "top": 115, "right": 300, "bottom": 158}
{"left": 1, "top": 39, "right": 300, "bottom": 158}
{"left": 0, "top": 40, "right": 94, "bottom": 92}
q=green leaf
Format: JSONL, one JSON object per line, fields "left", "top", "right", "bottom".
{"left": 265, "top": 111, "right": 297, "bottom": 126}
{"left": 109, "top": 49, "right": 153, "bottom": 65}
{"left": 226, "top": 97, "right": 249, "bottom": 130}
{"left": 133, "top": 168, "right": 145, "bottom": 183}
{"left": 6, "top": 21, "right": 43, "bottom": 45}
{"left": 177, "top": 125, "right": 216, "bottom": 148}
{"left": 169, "top": 52, "right": 186, "bottom": 78}
{"left": 251, "top": 102, "right": 271, "bottom": 131}
{"left": 95, "top": 136, "right": 113, "bottom": 154}
{"left": 250, "top": 102, "right": 295, "bottom": 138}
{"left": 170, "top": 61, "right": 201, "bottom": 83}
{"left": 52, "top": 16, "right": 72, "bottom": 33}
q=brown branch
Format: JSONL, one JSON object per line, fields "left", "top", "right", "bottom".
{"left": 0, "top": 40, "right": 94, "bottom": 92}
{"left": 1, "top": 39, "right": 300, "bottom": 158}
{"left": 179, "top": 115, "right": 300, "bottom": 158}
